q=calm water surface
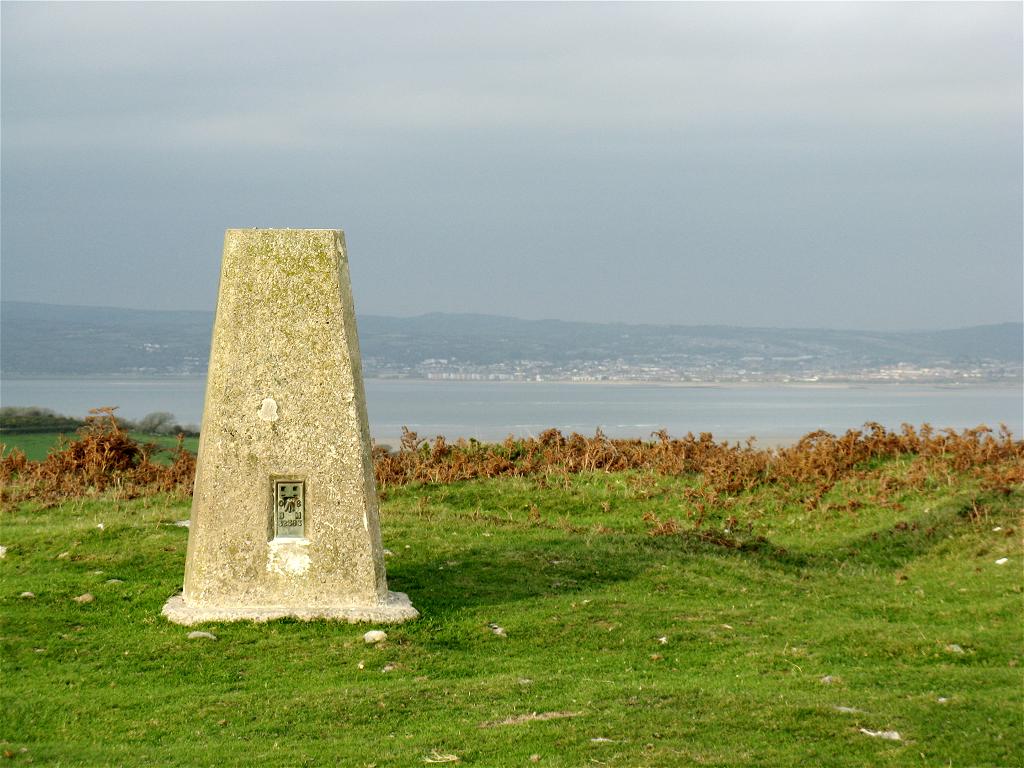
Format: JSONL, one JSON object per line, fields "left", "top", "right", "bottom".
{"left": 1, "top": 377, "right": 1020, "bottom": 445}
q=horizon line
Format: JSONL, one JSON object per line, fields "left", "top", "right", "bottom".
{"left": 2, "top": 298, "right": 1020, "bottom": 336}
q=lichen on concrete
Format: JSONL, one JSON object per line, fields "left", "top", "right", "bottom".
{"left": 164, "top": 229, "right": 416, "bottom": 624}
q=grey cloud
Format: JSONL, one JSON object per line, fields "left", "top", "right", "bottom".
{"left": 1, "top": 1, "right": 1020, "bottom": 329}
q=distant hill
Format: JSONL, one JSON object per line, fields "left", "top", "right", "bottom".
{"left": 1, "top": 301, "right": 1020, "bottom": 378}
{"left": 2, "top": 302, "right": 214, "bottom": 376}
{"left": 358, "top": 312, "right": 1023, "bottom": 368}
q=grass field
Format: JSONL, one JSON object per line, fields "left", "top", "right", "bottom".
{"left": 1, "top": 464, "right": 1021, "bottom": 766}
{"left": 1, "top": 432, "right": 199, "bottom": 462}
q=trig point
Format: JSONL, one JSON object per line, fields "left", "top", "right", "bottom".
{"left": 163, "top": 229, "right": 417, "bottom": 625}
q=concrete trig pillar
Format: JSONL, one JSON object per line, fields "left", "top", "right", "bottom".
{"left": 163, "top": 229, "right": 417, "bottom": 624}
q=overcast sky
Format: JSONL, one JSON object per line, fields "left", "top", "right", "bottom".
{"left": 2, "top": 1, "right": 1021, "bottom": 330}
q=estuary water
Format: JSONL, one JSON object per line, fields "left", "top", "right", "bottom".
{"left": 1, "top": 377, "right": 1021, "bottom": 446}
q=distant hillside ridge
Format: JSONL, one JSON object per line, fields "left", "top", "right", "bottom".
{"left": 1, "top": 300, "right": 1021, "bottom": 378}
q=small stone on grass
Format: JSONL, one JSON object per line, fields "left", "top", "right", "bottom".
{"left": 19, "top": 592, "right": 35, "bottom": 599}
{"left": 188, "top": 631, "right": 217, "bottom": 640}
{"left": 73, "top": 593, "right": 94, "bottom": 604}
{"left": 422, "top": 751, "right": 459, "bottom": 763}
{"left": 859, "top": 728, "right": 901, "bottom": 741}
{"left": 364, "top": 630, "right": 387, "bottom": 644}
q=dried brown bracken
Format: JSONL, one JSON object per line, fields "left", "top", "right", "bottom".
{"left": 1, "top": 407, "right": 196, "bottom": 507}
{"left": 2, "top": 413, "right": 1021, "bottom": 509}
{"left": 373, "top": 422, "right": 1022, "bottom": 496}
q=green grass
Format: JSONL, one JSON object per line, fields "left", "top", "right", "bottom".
{"left": 1, "top": 431, "right": 199, "bottom": 462}
{"left": 1, "top": 466, "right": 1021, "bottom": 766}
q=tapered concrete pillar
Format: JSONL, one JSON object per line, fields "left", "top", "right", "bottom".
{"left": 163, "top": 229, "right": 417, "bottom": 624}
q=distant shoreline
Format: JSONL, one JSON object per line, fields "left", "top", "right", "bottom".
{"left": 4, "top": 377, "right": 1020, "bottom": 446}
{"left": 2, "top": 374, "right": 1020, "bottom": 390}
{"left": 372, "top": 378, "right": 1023, "bottom": 390}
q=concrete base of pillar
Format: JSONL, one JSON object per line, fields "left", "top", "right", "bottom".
{"left": 162, "top": 591, "right": 418, "bottom": 625}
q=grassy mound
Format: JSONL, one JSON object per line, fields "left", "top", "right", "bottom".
{"left": 1, "top": 458, "right": 1021, "bottom": 765}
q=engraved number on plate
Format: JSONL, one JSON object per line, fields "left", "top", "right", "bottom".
{"left": 274, "top": 480, "right": 305, "bottom": 539}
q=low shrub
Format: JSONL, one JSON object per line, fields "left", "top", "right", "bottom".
{"left": 1, "top": 407, "right": 196, "bottom": 506}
